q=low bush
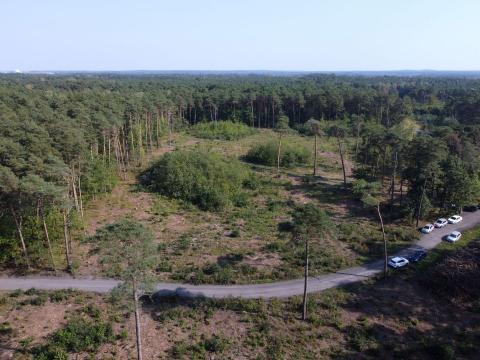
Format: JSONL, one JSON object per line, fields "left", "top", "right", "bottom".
{"left": 190, "top": 120, "right": 255, "bottom": 140}
{"left": 31, "top": 318, "right": 114, "bottom": 358}
{"left": 141, "top": 150, "right": 253, "bottom": 211}
{"left": 245, "top": 140, "right": 310, "bottom": 168}
{"left": 171, "top": 335, "right": 230, "bottom": 358}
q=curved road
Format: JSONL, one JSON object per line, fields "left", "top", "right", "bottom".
{"left": 1, "top": 211, "right": 479, "bottom": 299}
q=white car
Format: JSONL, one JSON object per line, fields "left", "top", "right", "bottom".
{"left": 421, "top": 224, "right": 434, "bottom": 234}
{"left": 434, "top": 218, "right": 448, "bottom": 228}
{"left": 448, "top": 215, "right": 462, "bottom": 224}
{"left": 446, "top": 231, "right": 461, "bottom": 242}
{"left": 388, "top": 256, "right": 409, "bottom": 268}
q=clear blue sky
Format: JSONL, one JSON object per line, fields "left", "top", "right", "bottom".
{"left": 1, "top": 0, "right": 479, "bottom": 71}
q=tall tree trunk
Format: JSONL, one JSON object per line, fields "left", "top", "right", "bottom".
{"left": 108, "top": 136, "right": 111, "bottom": 164}
{"left": 389, "top": 150, "right": 398, "bottom": 221}
{"left": 168, "top": 112, "right": 173, "bottom": 146}
{"left": 416, "top": 177, "right": 428, "bottom": 227}
{"left": 302, "top": 238, "right": 309, "bottom": 321}
{"left": 337, "top": 137, "right": 347, "bottom": 187}
{"left": 399, "top": 178, "right": 404, "bottom": 204}
{"left": 354, "top": 122, "right": 361, "bottom": 162}
{"left": 103, "top": 133, "right": 106, "bottom": 163}
{"left": 133, "top": 279, "right": 143, "bottom": 360}
{"left": 250, "top": 100, "right": 254, "bottom": 127}
{"left": 277, "top": 134, "right": 282, "bottom": 175}
{"left": 377, "top": 204, "right": 388, "bottom": 278}
{"left": 62, "top": 210, "right": 72, "bottom": 271}
{"left": 41, "top": 209, "right": 57, "bottom": 273}
{"left": 129, "top": 115, "right": 135, "bottom": 160}
{"left": 77, "top": 168, "right": 85, "bottom": 222}
{"left": 71, "top": 172, "right": 80, "bottom": 212}
{"left": 156, "top": 112, "right": 160, "bottom": 147}
{"left": 313, "top": 134, "right": 318, "bottom": 176}
{"left": 10, "top": 205, "right": 30, "bottom": 269}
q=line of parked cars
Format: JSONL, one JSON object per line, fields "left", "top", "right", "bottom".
{"left": 420, "top": 215, "right": 463, "bottom": 242}
{"left": 388, "top": 213, "right": 466, "bottom": 269}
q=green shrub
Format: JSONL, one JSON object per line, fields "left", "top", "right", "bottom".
{"left": 142, "top": 150, "right": 253, "bottom": 211}
{"left": 202, "top": 334, "right": 230, "bottom": 353}
{"left": 190, "top": 121, "right": 255, "bottom": 140}
{"left": 171, "top": 335, "right": 230, "bottom": 358}
{"left": 0, "top": 322, "right": 13, "bottom": 336}
{"left": 31, "top": 318, "right": 114, "bottom": 359}
{"left": 28, "top": 294, "right": 49, "bottom": 306}
{"left": 245, "top": 140, "right": 310, "bottom": 168}
{"left": 49, "top": 290, "right": 76, "bottom": 303}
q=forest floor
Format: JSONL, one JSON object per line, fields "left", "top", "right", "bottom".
{"left": 76, "top": 130, "right": 418, "bottom": 284}
{"left": 2, "top": 231, "right": 480, "bottom": 359}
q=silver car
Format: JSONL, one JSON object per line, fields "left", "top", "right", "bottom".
{"left": 446, "top": 231, "right": 461, "bottom": 242}
{"left": 434, "top": 218, "right": 448, "bottom": 228}
{"left": 447, "top": 215, "right": 462, "bottom": 224}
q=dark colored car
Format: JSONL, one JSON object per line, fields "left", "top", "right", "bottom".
{"left": 407, "top": 250, "right": 427, "bottom": 263}
{"left": 463, "top": 205, "right": 478, "bottom": 212}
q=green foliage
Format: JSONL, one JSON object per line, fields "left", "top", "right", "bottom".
{"left": 31, "top": 318, "right": 114, "bottom": 358}
{"left": 245, "top": 140, "right": 310, "bottom": 168}
{"left": 190, "top": 120, "right": 255, "bottom": 140}
{"left": 292, "top": 203, "right": 332, "bottom": 236}
{"left": 86, "top": 219, "right": 156, "bottom": 281}
{"left": 81, "top": 157, "right": 119, "bottom": 199}
{"left": 275, "top": 115, "right": 290, "bottom": 133}
{"left": 142, "top": 150, "right": 252, "bottom": 211}
{"left": 171, "top": 335, "right": 230, "bottom": 359}
{"left": 351, "top": 179, "right": 382, "bottom": 207}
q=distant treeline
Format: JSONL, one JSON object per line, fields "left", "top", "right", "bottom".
{"left": 2, "top": 74, "right": 480, "bottom": 130}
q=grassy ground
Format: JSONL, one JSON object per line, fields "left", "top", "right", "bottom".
{"left": 2, "top": 227, "right": 480, "bottom": 359}
{"left": 77, "top": 130, "right": 418, "bottom": 284}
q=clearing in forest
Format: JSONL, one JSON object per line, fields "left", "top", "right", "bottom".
{"left": 80, "top": 130, "right": 417, "bottom": 284}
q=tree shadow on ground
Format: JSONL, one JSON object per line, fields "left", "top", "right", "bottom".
{"left": 284, "top": 173, "right": 370, "bottom": 220}
{"left": 336, "top": 274, "right": 480, "bottom": 359}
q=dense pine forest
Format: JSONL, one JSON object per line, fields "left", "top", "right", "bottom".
{"left": 1, "top": 74, "right": 480, "bottom": 272}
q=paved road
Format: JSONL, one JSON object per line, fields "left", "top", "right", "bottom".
{"left": 1, "top": 211, "right": 479, "bottom": 299}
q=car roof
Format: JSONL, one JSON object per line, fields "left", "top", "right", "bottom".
{"left": 424, "top": 223, "right": 433, "bottom": 227}
{"left": 450, "top": 215, "right": 460, "bottom": 218}
{"left": 436, "top": 218, "right": 447, "bottom": 222}
{"left": 391, "top": 257, "right": 405, "bottom": 262}
{"left": 450, "top": 231, "right": 461, "bottom": 235}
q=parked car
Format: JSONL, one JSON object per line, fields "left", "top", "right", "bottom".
{"left": 407, "top": 250, "right": 427, "bottom": 263}
{"left": 421, "top": 224, "right": 435, "bottom": 234}
{"left": 447, "top": 215, "right": 463, "bottom": 224}
{"left": 463, "top": 205, "right": 478, "bottom": 212}
{"left": 446, "top": 231, "right": 461, "bottom": 242}
{"left": 434, "top": 218, "right": 448, "bottom": 228}
{"left": 388, "top": 256, "right": 409, "bottom": 268}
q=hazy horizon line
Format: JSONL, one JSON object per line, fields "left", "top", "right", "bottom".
{"left": 3, "top": 69, "right": 480, "bottom": 73}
